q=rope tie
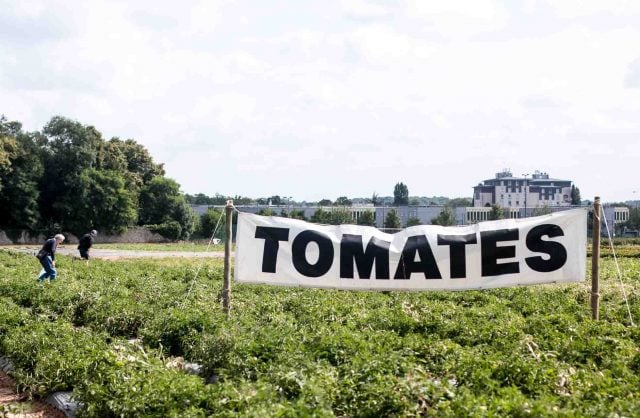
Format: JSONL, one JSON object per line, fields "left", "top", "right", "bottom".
{"left": 601, "top": 208, "right": 635, "bottom": 326}
{"left": 180, "top": 210, "right": 226, "bottom": 308}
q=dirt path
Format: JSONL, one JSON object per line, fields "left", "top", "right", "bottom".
{"left": 0, "top": 371, "right": 64, "bottom": 418}
{"left": 2, "top": 246, "right": 227, "bottom": 260}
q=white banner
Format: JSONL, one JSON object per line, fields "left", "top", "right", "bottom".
{"left": 235, "top": 209, "right": 587, "bottom": 291}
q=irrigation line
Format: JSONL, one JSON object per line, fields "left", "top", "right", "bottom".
{"left": 180, "top": 211, "right": 226, "bottom": 308}
{"left": 602, "top": 211, "right": 635, "bottom": 326}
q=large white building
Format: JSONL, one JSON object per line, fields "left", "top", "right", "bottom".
{"left": 473, "top": 170, "right": 573, "bottom": 213}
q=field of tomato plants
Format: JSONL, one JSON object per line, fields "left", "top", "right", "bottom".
{"left": 1, "top": 249, "right": 639, "bottom": 417}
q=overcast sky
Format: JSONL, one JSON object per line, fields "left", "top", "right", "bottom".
{"left": 1, "top": 0, "right": 639, "bottom": 202}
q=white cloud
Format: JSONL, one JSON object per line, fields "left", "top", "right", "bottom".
{"left": 538, "top": 0, "right": 640, "bottom": 17}
{"left": 341, "top": 0, "right": 393, "bottom": 20}
{"left": 1, "top": 1, "right": 640, "bottom": 201}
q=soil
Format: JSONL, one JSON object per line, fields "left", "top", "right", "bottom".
{"left": 1, "top": 246, "right": 226, "bottom": 259}
{"left": 0, "top": 371, "right": 65, "bottom": 418}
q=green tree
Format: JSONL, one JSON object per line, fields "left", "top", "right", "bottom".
{"left": 371, "top": 192, "right": 379, "bottom": 206}
{"left": 393, "top": 182, "right": 409, "bottom": 206}
{"left": 289, "top": 209, "right": 307, "bottom": 220}
{"left": 335, "top": 196, "right": 352, "bottom": 206}
{"left": 627, "top": 207, "right": 640, "bottom": 230}
{"left": 384, "top": 209, "right": 401, "bottom": 228}
{"left": 199, "top": 208, "right": 224, "bottom": 239}
{"left": 39, "top": 116, "right": 106, "bottom": 226}
{"left": 448, "top": 197, "right": 472, "bottom": 208}
{"left": 431, "top": 207, "right": 456, "bottom": 226}
{"left": 107, "top": 138, "right": 165, "bottom": 187}
{"left": 0, "top": 122, "right": 43, "bottom": 230}
{"left": 489, "top": 204, "right": 504, "bottom": 220}
{"left": 138, "top": 177, "right": 195, "bottom": 239}
{"left": 357, "top": 210, "right": 376, "bottom": 226}
{"left": 67, "top": 169, "right": 138, "bottom": 234}
{"left": 329, "top": 208, "right": 353, "bottom": 225}
{"left": 318, "top": 199, "right": 332, "bottom": 206}
{"left": 257, "top": 208, "right": 274, "bottom": 216}
{"left": 270, "top": 195, "right": 282, "bottom": 205}
{"left": 571, "top": 185, "right": 581, "bottom": 205}
{"left": 406, "top": 217, "right": 422, "bottom": 227}
{"left": 0, "top": 135, "right": 18, "bottom": 190}
{"left": 311, "top": 208, "right": 331, "bottom": 224}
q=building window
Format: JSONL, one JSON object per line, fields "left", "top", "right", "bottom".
{"left": 516, "top": 201, "right": 519, "bottom": 205}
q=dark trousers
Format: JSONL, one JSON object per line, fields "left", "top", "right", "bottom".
{"left": 79, "top": 248, "right": 90, "bottom": 260}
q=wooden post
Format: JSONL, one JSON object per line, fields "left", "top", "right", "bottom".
{"left": 223, "top": 200, "right": 233, "bottom": 314}
{"left": 591, "top": 196, "right": 601, "bottom": 320}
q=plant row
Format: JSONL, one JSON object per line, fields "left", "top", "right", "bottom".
{"left": 1, "top": 250, "right": 640, "bottom": 416}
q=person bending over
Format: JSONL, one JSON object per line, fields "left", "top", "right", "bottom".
{"left": 78, "top": 229, "right": 97, "bottom": 260}
{"left": 36, "top": 234, "right": 65, "bottom": 282}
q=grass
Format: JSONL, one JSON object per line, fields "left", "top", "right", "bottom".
{"left": 0, "top": 246, "right": 639, "bottom": 416}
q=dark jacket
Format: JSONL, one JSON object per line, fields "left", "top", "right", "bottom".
{"left": 37, "top": 238, "right": 58, "bottom": 260}
{"left": 78, "top": 234, "right": 94, "bottom": 250}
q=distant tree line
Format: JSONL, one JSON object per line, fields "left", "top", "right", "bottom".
{"left": 0, "top": 115, "right": 195, "bottom": 239}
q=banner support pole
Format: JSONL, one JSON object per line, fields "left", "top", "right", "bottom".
{"left": 223, "top": 200, "right": 234, "bottom": 314}
{"left": 591, "top": 196, "right": 601, "bottom": 320}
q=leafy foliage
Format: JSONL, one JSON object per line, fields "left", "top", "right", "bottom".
{"left": 571, "top": 185, "right": 581, "bottom": 205}
{"left": 1, "top": 250, "right": 640, "bottom": 416}
{"left": 138, "top": 177, "right": 196, "bottom": 239}
{"left": 405, "top": 217, "right": 422, "bottom": 227}
{"left": 0, "top": 115, "right": 196, "bottom": 239}
{"left": 384, "top": 209, "right": 401, "bottom": 228}
{"left": 431, "top": 207, "right": 456, "bottom": 226}
{"left": 357, "top": 210, "right": 376, "bottom": 226}
{"left": 532, "top": 205, "right": 553, "bottom": 216}
{"left": 393, "top": 182, "right": 409, "bottom": 206}
{"left": 489, "top": 204, "right": 504, "bottom": 220}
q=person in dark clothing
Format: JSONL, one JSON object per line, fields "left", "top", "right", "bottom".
{"left": 36, "top": 234, "right": 65, "bottom": 281}
{"left": 78, "top": 230, "right": 97, "bottom": 260}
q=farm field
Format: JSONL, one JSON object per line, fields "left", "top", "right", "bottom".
{"left": 1, "top": 248, "right": 639, "bottom": 417}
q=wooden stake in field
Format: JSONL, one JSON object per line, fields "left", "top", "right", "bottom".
{"left": 223, "top": 200, "right": 233, "bottom": 314}
{"left": 591, "top": 196, "right": 601, "bottom": 320}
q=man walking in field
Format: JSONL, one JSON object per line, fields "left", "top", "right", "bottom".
{"left": 78, "top": 229, "right": 97, "bottom": 260}
{"left": 36, "top": 234, "right": 65, "bottom": 282}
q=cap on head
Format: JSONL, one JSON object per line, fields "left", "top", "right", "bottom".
{"left": 90, "top": 230, "right": 98, "bottom": 235}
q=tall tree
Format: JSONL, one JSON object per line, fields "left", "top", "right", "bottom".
{"left": 0, "top": 132, "right": 44, "bottom": 230}
{"left": 107, "top": 138, "right": 165, "bottom": 187}
{"left": 384, "top": 209, "right": 401, "bottom": 228}
{"left": 571, "top": 185, "right": 581, "bottom": 205}
{"left": 66, "top": 169, "right": 138, "bottom": 234}
{"left": 40, "top": 117, "right": 104, "bottom": 225}
{"left": 393, "top": 182, "right": 409, "bottom": 206}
